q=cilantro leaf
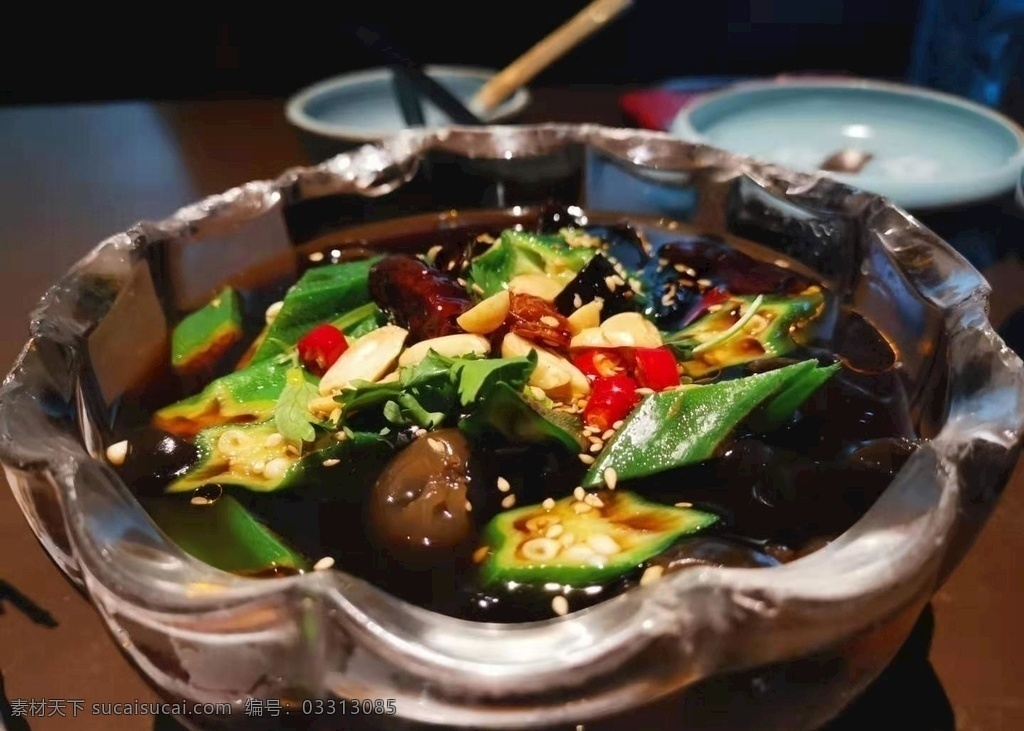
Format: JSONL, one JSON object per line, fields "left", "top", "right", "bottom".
{"left": 451, "top": 350, "right": 537, "bottom": 406}
{"left": 274, "top": 367, "right": 320, "bottom": 444}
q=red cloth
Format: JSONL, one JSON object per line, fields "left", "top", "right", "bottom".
{"left": 621, "top": 73, "right": 856, "bottom": 131}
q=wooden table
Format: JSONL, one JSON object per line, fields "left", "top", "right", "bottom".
{"left": 0, "top": 89, "right": 1021, "bottom": 731}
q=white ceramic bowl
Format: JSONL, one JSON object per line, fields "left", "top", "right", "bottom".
{"left": 286, "top": 65, "right": 532, "bottom": 159}
{"left": 671, "top": 79, "right": 1024, "bottom": 210}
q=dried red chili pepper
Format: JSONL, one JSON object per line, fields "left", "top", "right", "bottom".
{"left": 583, "top": 375, "right": 640, "bottom": 431}
{"left": 297, "top": 324, "right": 348, "bottom": 376}
{"left": 507, "top": 292, "right": 571, "bottom": 350}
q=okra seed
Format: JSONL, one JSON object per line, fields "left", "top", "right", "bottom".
{"left": 551, "top": 595, "right": 569, "bottom": 617}
{"left": 217, "top": 430, "right": 246, "bottom": 455}
{"left": 313, "top": 556, "right": 335, "bottom": 571}
{"left": 545, "top": 524, "right": 564, "bottom": 539}
{"left": 263, "top": 457, "right": 291, "bottom": 481}
{"left": 522, "top": 537, "right": 560, "bottom": 562}
{"left": 105, "top": 440, "right": 128, "bottom": 466}
{"left": 560, "top": 544, "right": 596, "bottom": 561}
{"left": 586, "top": 534, "right": 620, "bottom": 555}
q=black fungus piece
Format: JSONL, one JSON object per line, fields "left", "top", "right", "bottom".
{"left": 553, "top": 253, "right": 637, "bottom": 318}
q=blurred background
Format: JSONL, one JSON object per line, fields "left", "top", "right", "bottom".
{"left": 3, "top": 0, "right": 931, "bottom": 104}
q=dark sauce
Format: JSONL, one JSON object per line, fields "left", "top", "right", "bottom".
{"left": 110, "top": 207, "right": 918, "bottom": 623}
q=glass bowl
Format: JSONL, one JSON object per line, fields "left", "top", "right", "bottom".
{"left": 1, "top": 125, "right": 1021, "bottom": 731}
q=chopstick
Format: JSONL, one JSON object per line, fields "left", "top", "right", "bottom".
{"left": 347, "top": 26, "right": 484, "bottom": 126}
{"left": 392, "top": 69, "right": 427, "bottom": 127}
{"left": 469, "top": 0, "right": 634, "bottom": 116}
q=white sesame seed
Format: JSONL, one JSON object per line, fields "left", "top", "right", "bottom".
{"left": 190, "top": 496, "right": 211, "bottom": 506}
{"left": 578, "top": 453, "right": 595, "bottom": 465}
{"left": 538, "top": 315, "right": 558, "bottom": 327}
{"left": 546, "top": 524, "right": 564, "bottom": 539}
{"left": 529, "top": 385, "right": 547, "bottom": 401}
{"left": 465, "top": 501, "right": 473, "bottom": 512}
{"left": 308, "top": 251, "right": 325, "bottom": 262}
{"left": 573, "top": 486, "right": 586, "bottom": 501}
{"left": 329, "top": 408, "right": 342, "bottom": 424}
{"left": 542, "top": 497, "right": 556, "bottom": 510}
{"left": 636, "top": 387, "right": 655, "bottom": 396}
{"left": 584, "top": 493, "right": 604, "bottom": 508}
{"left": 264, "top": 300, "right": 284, "bottom": 325}
{"left": 675, "top": 501, "right": 693, "bottom": 508}
{"left": 589, "top": 443, "right": 603, "bottom": 453}
{"left": 322, "top": 458, "right": 340, "bottom": 467}
{"left": 313, "top": 556, "right": 335, "bottom": 571}
{"left": 497, "top": 476, "right": 511, "bottom": 493}
{"left": 426, "top": 244, "right": 442, "bottom": 261}
{"left": 697, "top": 278, "right": 712, "bottom": 288}
{"left": 105, "top": 440, "right": 128, "bottom": 466}
{"left": 414, "top": 427, "right": 427, "bottom": 438}
{"left": 640, "top": 565, "right": 665, "bottom": 586}
{"left": 427, "top": 437, "right": 444, "bottom": 453}
{"left": 333, "top": 430, "right": 349, "bottom": 441}
{"left": 473, "top": 546, "right": 490, "bottom": 563}
{"left": 471, "top": 283, "right": 485, "bottom": 295}
{"left": 457, "top": 278, "right": 468, "bottom": 287}
{"left": 612, "top": 420, "right": 624, "bottom": 429}
{"left": 601, "top": 429, "right": 615, "bottom": 441}
{"left": 573, "top": 293, "right": 583, "bottom": 308}
{"left": 501, "top": 495, "right": 516, "bottom": 509}
{"left": 551, "top": 595, "right": 569, "bottom": 616}
{"left": 603, "top": 468, "right": 618, "bottom": 490}
{"left": 658, "top": 257, "right": 669, "bottom": 267}
{"left": 603, "top": 275, "right": 618, "bottom": 291}
{"left": 587, "top": 435, "right": 604, "bottom": 445}
{"left": 572, "top": 501, "right": 593, "bottom": 514}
